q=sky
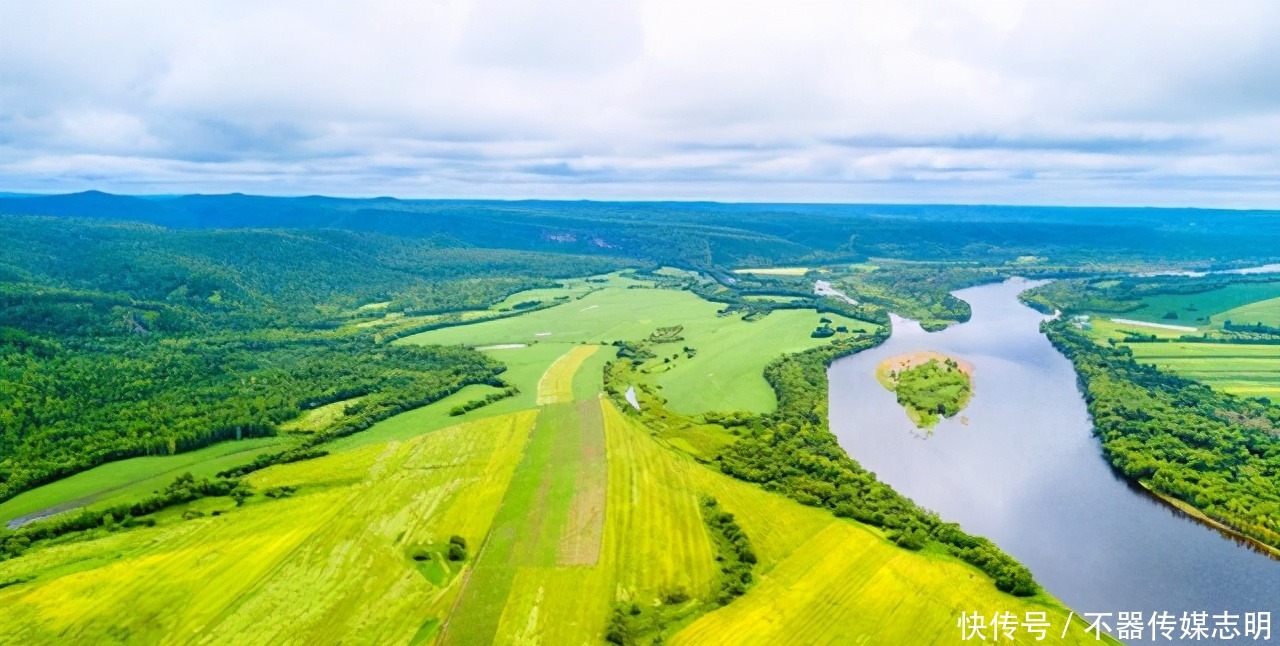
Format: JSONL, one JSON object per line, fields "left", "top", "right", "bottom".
{"left": 1, "top": 0, "right": 1278, "bottom": 208}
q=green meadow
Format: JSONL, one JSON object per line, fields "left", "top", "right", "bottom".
{"left": 1086, "top": 316, "right": 1280, "bottom": 400}
{"left": 1214, "top": 295, "right": 1280, "bottom": 328}
{"left": 0, "top": 436, "right": 291, "bottom": 527}
{"left": 399, "top": 286, "right": 876, "bottom": 413}
{"left": 1124, "top": 280, "right": 1280, "bottom": 326}
{"left": 1127, "top": 343, "right": 1280, "bottom": 400}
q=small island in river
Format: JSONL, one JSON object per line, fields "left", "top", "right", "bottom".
{"left": 876, "top": 351, "right": 973, "bottom": 430}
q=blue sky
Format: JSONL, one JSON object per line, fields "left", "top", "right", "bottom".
{"left": 1, "top": 0, "right": 1278, "bottom": 207}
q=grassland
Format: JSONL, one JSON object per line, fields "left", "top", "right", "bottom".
{"left": 1086, "top": 316, "right": 1280, "bottom": 400}
{"left": 0, "top": 436, "right": 292, "bottom": 528}
{"left": 0, "top": 412, "right": 537, "bottom": 643}
{"left": 0, "top": 332, "right": 1106, "bottom": 644}
{"left": 536, "top": 344, "right": 600, "bottom": 404}
{"left": 1122, "top": 280, "right": 1280, "bottom": 326}
{"left": 1213, "top": 295, "right": 1280, "bottom": 328}
{"left": 399, "top": 286, "right": 876, "bottom": 414}
{"left": 1126, "top": 343, "right": 1280, "bottom": 399}
{"left": 279, "top": 397, "right": 363, "bottom": 433}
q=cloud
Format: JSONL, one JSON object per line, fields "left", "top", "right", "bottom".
{"left": 0, "top": 0, "right": 1277, "bottom": 207}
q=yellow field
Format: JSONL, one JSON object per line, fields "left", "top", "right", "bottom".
{"left": 536, "top": 344, "right": 600, "bottom": 405}
{"left": 0, "top": 412, "right": 536, "bottom": 644}
{"left": 278, "top": 396, "right": 362, "bottom": 432}
{"left": 671, "top": 450, "right": 1108, "bottom": 645}
{"left": 0, "top": 348, "right": 1107, "bottom": 645}
{"left": 442, "top": 400, "right": 718, "bottom": 644}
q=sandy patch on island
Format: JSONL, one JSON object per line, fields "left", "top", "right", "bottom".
{"left": 877, "top": 351, "right": 973, "bottom": 378}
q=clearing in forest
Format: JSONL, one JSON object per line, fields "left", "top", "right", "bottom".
{"left": 402, "top": 286, "right": 877, "bottom": 414}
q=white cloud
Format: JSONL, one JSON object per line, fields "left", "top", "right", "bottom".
{"left": 0, "top": 0, "right": 1277, "bottom": 207}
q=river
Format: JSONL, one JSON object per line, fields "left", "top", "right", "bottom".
{"left": 828, "top": 278, "right": 1280, "bottom": 643}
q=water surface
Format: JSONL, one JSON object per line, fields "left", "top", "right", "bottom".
{"left": 829, "top": 278, "right": 1280, "bottom": 641}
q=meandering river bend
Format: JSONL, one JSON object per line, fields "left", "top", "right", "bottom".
{"left": 829, "top": 278, "right": 1280, "bottom": 642}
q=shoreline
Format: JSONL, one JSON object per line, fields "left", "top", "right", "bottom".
{"left": 1140, "top": 484, "right": 1280, "bottom": 561}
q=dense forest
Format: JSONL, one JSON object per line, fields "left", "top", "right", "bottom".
{"left": 0, "top": 333, "right": 502, "bottom": 503}
{"left": 5, "top": 192, "right": 1280, "bottom": 269}
{"left": 1044, "top": 321, "right": 1280, "bottom": 550}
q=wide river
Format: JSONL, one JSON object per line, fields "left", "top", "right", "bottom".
{"left": 829, "top": 278, "right": 1280, "bottom": 642}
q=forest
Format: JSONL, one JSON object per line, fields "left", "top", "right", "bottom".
{"left": 0, "top": 213, "right": 632, "bottom": 504}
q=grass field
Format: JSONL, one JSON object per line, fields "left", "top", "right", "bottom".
{"left": 0, "top": 412, "right": 537, "bottom": 643}
{"left": 399, "top": 286, "right": 876, "bottom": 414}
{"left": 1127, "top": 343, "right": 1280, "bottom": 399}
{"left": 0, "top": 436, "right": 293, "bottom": 527}
{"left": 1086, "top": 316, "right": 1280, "bottom": 400}
{"left": 2, "top": 342, "right": 591, "bottom": 529}
{"left": 536, "top": 344, "right": 600, "bottom": 405}
{"left": 489, "top": 272, "right": 650, "bottom": 311}
{"left": 0, "top": 334, "right": 1106, "bottom": 644}
{"left": 1213, "top": 295, "right": 1280, "bottom": 328}
{"left": 1122, "top": 280, "right": 1280, "bottom": 326}
{"left": 325, "top": 383, "right": 508, "bottom": 452}
{"left": 279, "top": 397, "right": 363, "bottom": 433}
{"left": 647, "top": 402, "right": 1105, "bottom": 645}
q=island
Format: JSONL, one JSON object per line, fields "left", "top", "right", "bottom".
{"left": 876, "top": 351, "right": 974, "bottom": 429}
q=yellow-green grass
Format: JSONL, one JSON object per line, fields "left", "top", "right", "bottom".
{"left": 1126, "top": 343, "right": 1280, "bottom": 400}
{"left": 606, "top": 400, "right": 1105, "bottom": 645}
{"left": 0, "top": 436, "right": 293, "bottom": 527}
{"left": 352, "top": 308, "right": 498, "bottom": 331}
{"left": 279, "top": 397, "right": 363, "bottom": 433}
{"left": 325, "top": 383, "right": 507, "bottom": 453}
{"left": 536, "top": 344, "right": 601, "bottom": 405}
{"left": 573, "top": 341, "right": 613, "bottom": 401}
{"left": 663, "top": 419, "right": 1106, "bottom": 644}
{"left": 1122, "top": 280, "right": 1280, "bottom": 326}
{"left": 330, "top": 343, "right": 588, "bottom": 453}
{"left": 442, "top": 400, "right": 611, "bottom": 644}
{"left": 400, "top": 287, "right": 876, "bottom": 414}
{"left": 0, "top": 384, "right": 1104, "bottom": 645}
{"left": 1213, "top": 295, "right": 1280, "bottom": 328}
{"left": 1086, "top": 318, "right": 1280, "bottom": 400}
{"left": 1088, "top": 316, "right": 1188, "bottom": 341}
{"left": 0, "top": 412, "right": 537, "bottom": 643}
{"left": 489, "top": 271, "right": 653, "bottom": 311}
{"left": 732, "top": 266, "right": 810, "bottom": 276}
{"left": 448, "top": 400, "right": 722, "bottom": 645}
